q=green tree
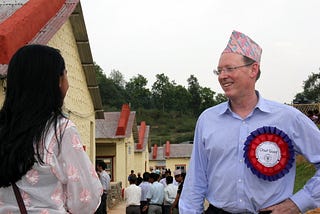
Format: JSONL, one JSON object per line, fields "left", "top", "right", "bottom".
{"left": 125, "top": 74, "right": 152, "bottom": 110}
{"left": 172, "top": 85, "right": 191, "bottom": 113}
{"left": 94, "top": 64, "right": 127, "bottom": 109}
{"left": 109, "top": 69, "right": 126, "bottom": 88}
{"left": 294, "top": 72, "right": 320, "bottom": 103}
{"left": 199, "top": 87, "right": 216, "bottom": 113}
{"left": 94, "top": 62, "right": 109, "bottom": 107}
{"left": 187, "top": 75, "right": 202, "bottom": 116}
{"left": 151, "top": 73, "right": 176, "bottom": 112}
{"left": 214, "top": 93, "right": 228, "bottom": 104}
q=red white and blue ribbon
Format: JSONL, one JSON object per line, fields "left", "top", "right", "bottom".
{"left": 243, "top": 126, "right": 295, "bottom": 181}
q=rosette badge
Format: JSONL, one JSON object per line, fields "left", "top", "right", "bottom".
{"left": 243, "top": 126, "right": 295, "bottom": 181}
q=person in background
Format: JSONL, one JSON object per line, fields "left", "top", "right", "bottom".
{"left": 171, "top": 170, "right": 185, "bottom": 214}
{"left": 143, "top": 172, "right": 164, "bottom": 214}
{"left": 95, "top": 160, "right": 111, "bottom": 214}
{"left": 160, "top": 169, "right": 171, "bottom": 187}
{"left": 137, "top": 172, "right": 143, "bottom": 186}
{"left": 140, "top": 172, "right": 151, "bottom": 214}
{"left": 129, "top": 170, "right": 136, "bottom": 182}
{"left": 163, "top": 176, "right": 178, "bottom": 214}
{"left": 125, "top": 176, "right": 142, "bottom": 214}
{"left": 0, "top": 44, "right": 102, "bottom": 213}
{"left": 179, "top": 30, "right": 320, "bottom": 213}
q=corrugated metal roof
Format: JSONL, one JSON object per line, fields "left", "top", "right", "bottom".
{"left": 150, "top": 143, "right": 193, "bottom": 160}
{"left": 167, "top": 144, "right": 193, "bottom": 158}
{"left": 96, "top": 111, "right": 137, "bottom": 139}
{"left": 0, "top": 0, "right": 27, "bottom": 24}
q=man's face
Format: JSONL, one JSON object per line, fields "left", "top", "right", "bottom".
{"left": 174, "top": 174, "right": 182, "bottom": 183}
{"left": 217, "top": 53, "right": 256, "bottom": 100}
{"left": 96, "top": 165, "right": 102, "bottom": 172}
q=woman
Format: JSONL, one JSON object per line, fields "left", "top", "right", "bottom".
{"left": 0, "top": 44, "right": 102, "bottom": 213}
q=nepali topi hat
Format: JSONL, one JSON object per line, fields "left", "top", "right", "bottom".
{"left": 222, "top": 30, "right": 262, "bottom": 63}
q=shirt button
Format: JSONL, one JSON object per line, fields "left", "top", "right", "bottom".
{"left": 240, "top": 159, "right": 243, "bottom": 163}
{"left": 238, "top": 179, "right": 242, "bottom": 182}
{"left": 239, "top": 199, "right": 243, "bottom": 202}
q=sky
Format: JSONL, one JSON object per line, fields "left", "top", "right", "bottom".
{"left": 80, "top": 0, "right": 320, "bottom": 104}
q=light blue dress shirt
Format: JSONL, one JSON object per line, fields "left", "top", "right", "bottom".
{"left": 179, "top": 93, "right": 320, "bottom": 214}
{"left": 146, "top": 181, "right": 164, "bottom": 204}
{"left": 139, "top": 181, "right": 151, "bottom": 201}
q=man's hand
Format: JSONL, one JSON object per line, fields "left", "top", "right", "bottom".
{"left": 259, "top": 199, "right": 300, "bottom": 214}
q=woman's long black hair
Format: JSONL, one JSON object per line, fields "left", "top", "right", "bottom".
{"left": 0, "top": 44, "right": 66, "bottom": 187}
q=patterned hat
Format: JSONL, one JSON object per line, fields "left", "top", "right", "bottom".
{"left": 173, "top": 169, "right": 181, "bottom": 176}
{"left": 222, "top": 30, "right": 262, "bottom": 63}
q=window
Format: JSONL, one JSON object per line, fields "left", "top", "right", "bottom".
{"left": 175, "top": 164, "right": 186, "bottom": 173}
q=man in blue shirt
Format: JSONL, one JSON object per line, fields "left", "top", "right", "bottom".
{"left": 144, "top": 173, "right": 164, "bottom": 214}
{"left": 179, "top": 30, "right": 320, "bottom": 214}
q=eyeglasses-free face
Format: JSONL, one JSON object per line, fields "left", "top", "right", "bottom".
{"left": 213, "top": 62, "right": 254, "bottom": 75}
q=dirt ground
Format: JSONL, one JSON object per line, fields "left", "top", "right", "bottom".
{"left": 307, "top": 208, "right": 320, "bottom": 214}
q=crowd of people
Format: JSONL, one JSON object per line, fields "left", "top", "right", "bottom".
{"left": 307, "top": 109, "right": 320, "bottom": 124}
{"left": 124, "top": 169, "right": 185, "bottom": 214}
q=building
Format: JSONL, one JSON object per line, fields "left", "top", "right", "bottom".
{"left": 96, "top": 104, "right": 150, "bottom": 187}
{"left": 0, "top": 0, "right": 104, "bottom": 161}
{"left": 149, "top": 141, "right": 193, "bottom": 173}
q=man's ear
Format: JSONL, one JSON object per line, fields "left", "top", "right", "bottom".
{"left": 250, "top": 63, "right": 259, "bottom": 79}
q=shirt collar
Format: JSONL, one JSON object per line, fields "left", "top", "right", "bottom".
{"left": 218, "top": 91, "right": 272, "bottom": 115}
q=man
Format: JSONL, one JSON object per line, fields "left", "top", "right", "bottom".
{"left": 163, "top": 176, "right": 178, "bottom": 214}
{"left": 139, "top": 172, "right": 151, "bottom": 214}
{"left": 128, "top": 170, "right": 136, "bottom": 182}
{"left": 137, "top": 172, "right": 143, "bottom": 186}
{"left": 171, "top": 170, "right": 185, "bottom": 214}
{"left": 95, "top": 160, "right": 111, "bottom": 214}
{"left": 143, "top": 172, "right": 164, "bottom": 214}
{"left": 125, "top": 176, "right": 142, "bottom": 214}
{"left": 179, "top": 30, "right": 320, "bottom": 213}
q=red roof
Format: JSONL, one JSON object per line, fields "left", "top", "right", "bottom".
{"left": 0, "top": 0, "right": 79, "bottom": 75}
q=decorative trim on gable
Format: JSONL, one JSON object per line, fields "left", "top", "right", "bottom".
{"left": 152, "top": 144, "right": 158, "bottom": 159}
{"left": 165, "top": 141, "right": 170, "bottom": 157}
{"left": 0, "top": 0, "right": 66, "bottom": 64}
{"left": 116, "top": 104, "right": 130, "bottom": 136}
{"left": 137, "top": 121, "right": 146, "bottom": 149}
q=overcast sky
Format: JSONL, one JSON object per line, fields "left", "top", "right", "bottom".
{"left": 80, "top": 0, "right": 320, "bottom": 104}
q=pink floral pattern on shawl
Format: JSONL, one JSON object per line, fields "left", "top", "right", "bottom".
{"left": 0, "top": 117, "right": 102, "bottom": 213}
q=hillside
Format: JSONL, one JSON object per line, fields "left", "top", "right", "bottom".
{"left": 135, "top": 109, "right": 197, "bottom": 145}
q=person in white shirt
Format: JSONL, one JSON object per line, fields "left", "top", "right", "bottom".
{"left": 125, "top": 176, "right": 142, "bottom": 214}
{"left": 163, "top": 176, "right": 178, "bottom": 214}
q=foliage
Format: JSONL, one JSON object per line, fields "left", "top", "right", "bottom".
{"left": 125, "top": 74, "right": 152, "bottom": 109}
{"left": 135, "top": 108, "right": 197, "bottom": 145}
{"left": 293, "top": 72, "right": 320, "bottom": 104}
{"left": 93, "top": 64, "right": 227, "bottom": 144}
{"left": 94, "top": 65, "right": 227, "bottom": 116}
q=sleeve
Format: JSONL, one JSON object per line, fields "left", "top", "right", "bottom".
{"left": 179, "top": 118, "right": 207, "bottom": 214}
{"left": 146, "top": 185, "right": 152, "bottom": 200}
{"left": 53, "top": 121, "right": 103, "bottom": 214}
{"left": 289, "top": 114, "right": 320, "bottom": 212}
{"left": 164, "top": 188, "right": 169, "bottom": 203}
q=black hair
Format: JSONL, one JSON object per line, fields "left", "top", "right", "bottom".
{"left": 143, "top": 172, "right": 150, "bottom": 181}
{"left": 97, "top": 160, "right": 107, "bottom": 170}
{"left": 149, "top": 172, "right": 159, "bottom": 181}
{"left": 243, "top": 55, "right": 261, "bottom": 80}
{"left": 0, "top": 44, "right": 67, "bottom": 187}
{"left": 129, "top": 175, "right": 137, "bottom": 184}
{"left": 166, "top": 175, "right": 173, "bottom": 185}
